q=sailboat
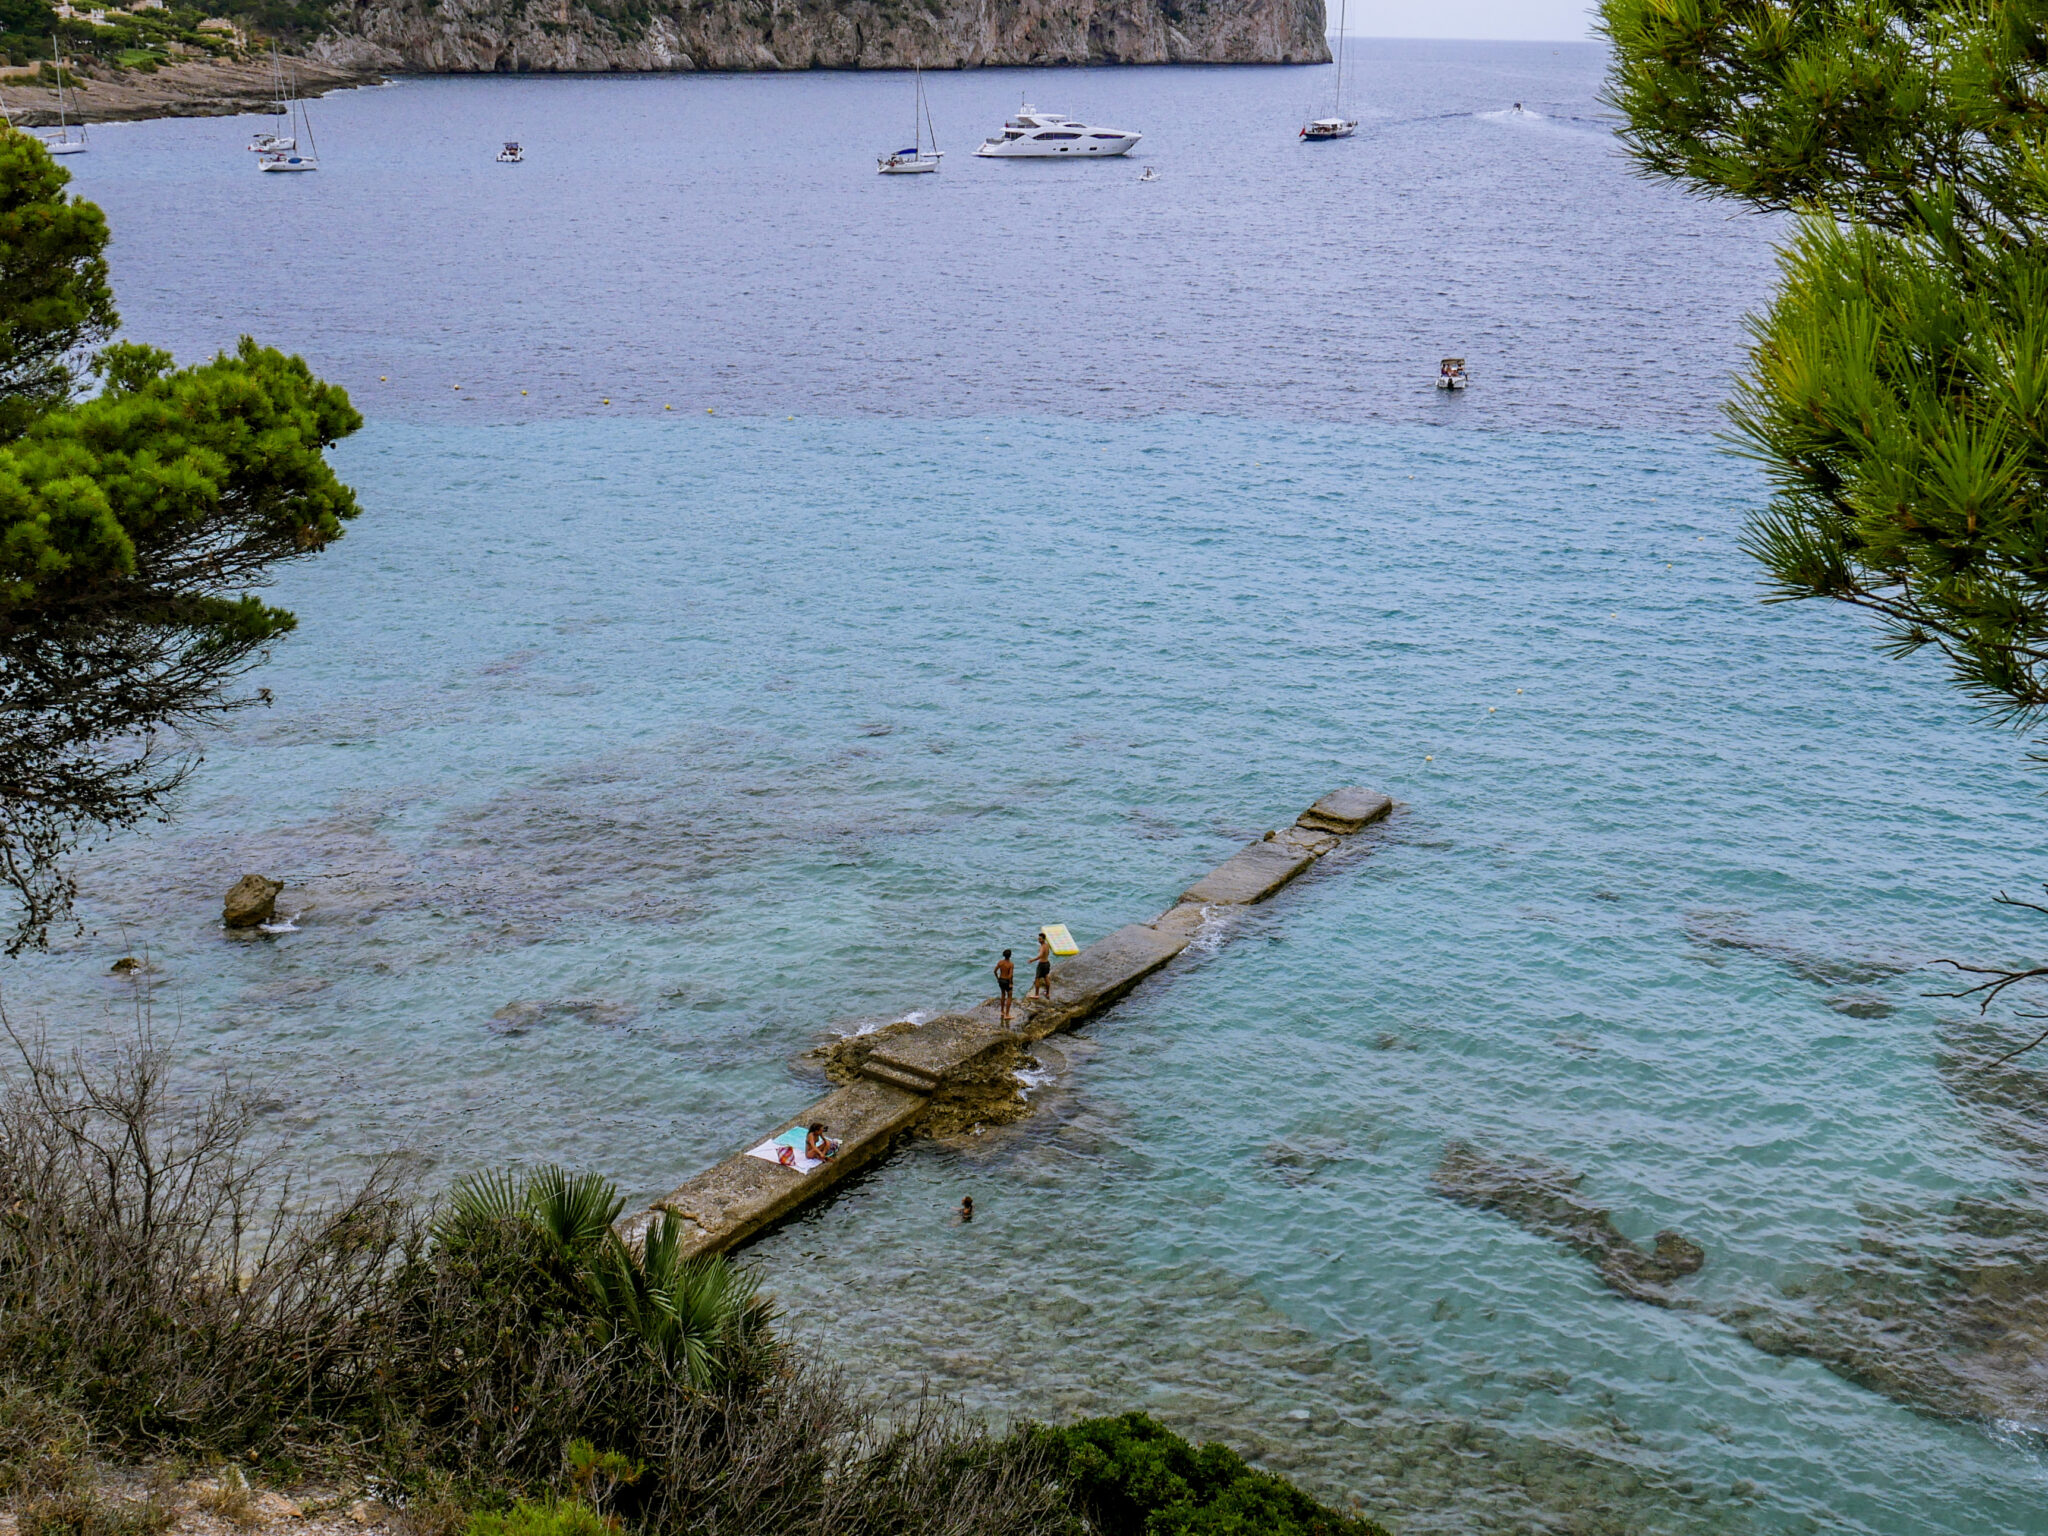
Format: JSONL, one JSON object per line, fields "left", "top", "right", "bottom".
{"left": 258, "top": 64, "right": 318, "bottom": 171}
{"left": 248, "top": 44, "right": 294, "bottom": 152}
{"left": 1300, "top": 0, "right": 1357, "bottom": 141}
{"left": 877, "top": 68, "right": 942, "bottom": 174}
{"left": 39, "top": 38, "right": 87, "bottom": 156}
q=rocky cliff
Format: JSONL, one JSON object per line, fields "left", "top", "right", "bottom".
{"left": 308, "top": 0, "right": 1328, "bottom": 73}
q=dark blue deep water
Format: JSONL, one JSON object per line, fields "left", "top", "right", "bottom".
{"left": 11, "top": 41, "right": 2048, "bottom": 1534}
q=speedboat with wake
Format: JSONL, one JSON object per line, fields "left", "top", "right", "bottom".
{"left": 976, "top": 105, "right": 1140, "bottom": 158}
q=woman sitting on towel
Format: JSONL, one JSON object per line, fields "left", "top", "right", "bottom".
{"left": 805, "top": 1123, "right": 839, "bottom": 1162}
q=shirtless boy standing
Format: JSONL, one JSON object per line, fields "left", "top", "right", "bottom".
{"left": 994, "top": 949, "right": 1015, "bottom": 1024}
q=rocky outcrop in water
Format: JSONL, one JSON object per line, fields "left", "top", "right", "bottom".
{"left": 223, "top": 874, "right": 284, "bottom": 930}
{"left": 309, "top": 0, "right": 1328, "bottom": 73}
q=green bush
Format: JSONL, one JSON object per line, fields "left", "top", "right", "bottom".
{"left": 1031, "top": 1413, "right": 1386, "bottom": 1536}
{"left": 15, "top": 1491, "right": 170, "bottom": 1536}
{"left": 464, "top": 1499, "right": 615, "bottom": 1536}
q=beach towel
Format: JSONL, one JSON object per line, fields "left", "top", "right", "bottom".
{"left": 1042, "top": 923, "right": 1080, "bottom": 956}
{"left": 746, "top": 1127, "right": 832, "bottom": 1174}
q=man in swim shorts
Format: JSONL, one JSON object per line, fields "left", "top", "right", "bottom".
{"left": 1030, "top": 931, "right": 1053, "bottom": 1001}
{"left": 995, "top": 949, "right": 1014, "bottom": 1024}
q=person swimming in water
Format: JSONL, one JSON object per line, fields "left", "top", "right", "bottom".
{"left": 994, "top": 949, "right": 1014, "bottom": 1024}
{"left": 1030, "top": 931, "right": 1053, "bottom": 1001}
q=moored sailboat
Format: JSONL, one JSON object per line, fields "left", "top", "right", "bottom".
{"left": 258, "top": 64, "right": 318, "bottom": 171}
{"left": 248, "top": 44, "right": 294, "bottom": 153}
{"left": 877, "top": 68, "right": 942, "bottom": 174}
{"left": 39, "top": 38, "right": 87, "bottom": 156}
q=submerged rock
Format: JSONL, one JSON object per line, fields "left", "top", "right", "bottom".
{"left": 488, "top": 999, "right": 638, "bottom": 1035}
{"left": 222, "top": 874, "right": 284, "bottom": 929}
{"left": 1431, "top": 1142, "right": 1704, "bottom": 1305}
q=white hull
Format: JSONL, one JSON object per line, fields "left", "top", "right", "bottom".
{"left": 42, "top": 138, "right": 87, "bottom": 155}
{"left": 1302, "top": 119, "right": 1357, "bottom": 140}
{"left": 976, "top": 135, "right": 1138, "bottom": 158}
{"left": 260, "top": 155, "right": 318, "bottom": 172}
{"left": 1436, "top": 378, "right": 1467, "bottom": 391}
{"left": 249, "top": 134, "right": 294, "bottom": 152}
{"left": 878, "top": 152, "right": 941, "bottom": 174}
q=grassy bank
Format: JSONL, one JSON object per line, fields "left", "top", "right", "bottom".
{"left": 0, "top": 1024, "right": 1387, "bottom": 1536}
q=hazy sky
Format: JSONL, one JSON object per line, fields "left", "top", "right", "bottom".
{"left": 1339, "top": 1, "right": 1597, "bottom": 41}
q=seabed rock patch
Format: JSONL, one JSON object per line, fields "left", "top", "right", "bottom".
{"left": 1430, "top": 1142, "right": 1705, "bottom": 1306}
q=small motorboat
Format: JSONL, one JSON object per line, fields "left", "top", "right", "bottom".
{"left": 498, "top": 141, "right": 523, "bottom": 163}
{"left": 1436, "top": 358, "right": 1469, "bottom": 391}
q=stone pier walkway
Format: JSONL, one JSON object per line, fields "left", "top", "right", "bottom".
{"left": 618, "top": 786, "right": 1393, "bottom": 1256}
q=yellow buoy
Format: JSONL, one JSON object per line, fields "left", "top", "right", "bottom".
{"left": 706, "top": 408, "right": 715, "bottom": 414}
{"left": 603, "top": 398, "right": 610, "bottom": 405}
{"left": 665, "top": 404, "right": 672, "bottom": 410}
{"left": 521, "top": 389, "right": 528, "bottom": 396}
{"left": 380, "top": 375, "right": 387, "bottom": 381}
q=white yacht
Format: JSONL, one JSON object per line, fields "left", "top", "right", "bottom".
{"left": 498, "top": 141, "right": 524, "bottom": 162}
{"left": 975, "top": 106, "right": 1140, "bottom": 158}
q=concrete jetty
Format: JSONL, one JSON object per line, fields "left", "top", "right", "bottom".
{"left": 618, "top": 786, "right": 1393, "bottom": 1257}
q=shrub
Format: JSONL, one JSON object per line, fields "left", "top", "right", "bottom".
{"left": 0, "top": 1025, "right": 1374, "bottom": 1536}
{"left": 0, "top": 1383, "right": 88, "bottom": 1498}
{"left": 1030, "top": 1413, "right": 1386, "bottom": 1536}
{"left": 15, "top": 1490, "right": 171, "bottom": 1536}
{"left": 463, "top": 1499, "right": 615, "bottom": 1536}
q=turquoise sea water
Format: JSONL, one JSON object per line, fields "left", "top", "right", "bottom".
{"left": 9, "top": 42, "right": 2048, "bottom": 1536}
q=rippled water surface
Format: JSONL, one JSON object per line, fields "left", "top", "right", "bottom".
{"left": 12, "top": 42, "right": 2048, "bottom": 1536}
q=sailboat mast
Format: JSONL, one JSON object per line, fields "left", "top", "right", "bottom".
{"left": 913, "top": 67, "right": 920, "bottom": 154}
{"left": 51, "top": 38, "right": 67, "bottom": 136}
{"left": 294, "top": 65, "right": 317, "bottom": 159}
{"left": 1333, "top": 0, "right": 1347, "bottom": 118}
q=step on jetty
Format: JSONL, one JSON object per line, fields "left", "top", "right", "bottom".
{"left": 618, "top": 786, "right": 1394, "bottom": 1256}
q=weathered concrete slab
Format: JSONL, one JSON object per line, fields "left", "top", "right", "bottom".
{"left": 627, "top": 1077, "right": 926, "bottom": 1259}
{"left": 861, "top": 1011, "right": 1012, "bottom": 1092}
{"left": 1298, "top": 785, "right": 1393, "bottom": 835}
{"left": 1020, "top": 917, "right": 1196, "bottom": 1039}
{"left": 1179, "top": 834, "right": 1320, "bottom": 906}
